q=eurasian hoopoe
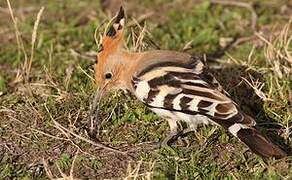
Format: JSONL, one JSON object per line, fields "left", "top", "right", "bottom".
{"left": 93, "top": 7, "right": 286, "bottom": 158}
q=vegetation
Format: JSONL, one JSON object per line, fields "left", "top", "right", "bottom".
{"left": 0, "top": 0, "right": 291, "bottom": 179}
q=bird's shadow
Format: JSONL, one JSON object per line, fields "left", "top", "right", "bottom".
{"left": 204, "top": 51, "right": 291, "bottom": 155}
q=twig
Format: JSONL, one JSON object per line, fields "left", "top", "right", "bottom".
{"left": 211, "top": 0, "right": 258, "bottom": 31}
{"left": 0, "top": 6, "right": 36, "bottom": 14}
{"left": 6, "top": 0, "right": 28, "bottom": 65}
{"left": 241, "top": 75, "right": 273, "bottom": 102}
{"left": 42, "top": 159, "right": 54, "bottom": 179}
{"left": 129, "top": 18, "right": 160, "bottom": 51}
{"left": 30, "top": 128, "right": 68, "bottom": 141}
{"left": 44, "top": 104, "right": 126, "bottom": 155}
{"left": 48, "top": 123, "right": 96, "bottom": 158}
{"left": 101, "top": 103, "right": 117, "bottom": 124}
{"left": 70, "top": 150, "right": 79, "bottom": 178}
{"left": 12, "top": 132, "right": 30, "bottom": 140}
{"left": 8, "top": 115, "right": 26, "bottom": 125}
{"left": 96, "top": 102, "right": 118, "bottom": 135}
{"left": 133, "top": 20, "right": 147, "bottom": 51}
{"left": 70, "top": 49, "right": 95, "bottom": 62}
{"left": 231, "top": 35, "right": 256, "bottom": 47}
{"left": 127, "top": 11, "right": 155, "bottom": 27}
{"left": 77, "top": 65, "right": 95, "bottom": 81}
{"left": 54, "top": 120, "right": 126, "bottom": 155}
{"left": 42, "top": 150, "right": 81, "bottom": 180}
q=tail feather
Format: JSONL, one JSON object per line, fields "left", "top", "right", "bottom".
{"left": 221, "top": 112, "right": 286, "bottom": 158}
{"left": 236, "top": 128, "right": 286, "bottom": 158}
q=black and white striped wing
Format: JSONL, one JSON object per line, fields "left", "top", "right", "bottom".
{"left": 131, "top": 58, "right": 287, "bottom": 158}
{"left": 132, "top": 60, "right": 255, "bottom": 134}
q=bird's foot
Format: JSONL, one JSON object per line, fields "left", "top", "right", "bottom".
{"left": 179, "top": 127, "right": 195, "bottom": 137}
{"left": 159, "top": 128, "right": 195, "bottom": 148}
{"left": 159, "top": 131, "right": 178, "bottom": 148}
{"left": 177, "top": 128, "right": 196, "bottom": 147}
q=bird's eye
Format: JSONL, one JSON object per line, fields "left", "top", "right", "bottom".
{"left": 105, "top": 72, "right": 112, "bottom": 79}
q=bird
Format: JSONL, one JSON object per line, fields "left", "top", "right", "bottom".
{"left": 92, "top": 6, "right": 286, "bottom": 158}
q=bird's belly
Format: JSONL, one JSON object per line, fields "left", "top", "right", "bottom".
{"left": 150, "top": 108, "right": 213, "bottom": 129}
{"left": 150, "top": 108, "right": 179, "bottom": 120}
{"left": 175, "top": 112, "right": 212, "bottom": 129}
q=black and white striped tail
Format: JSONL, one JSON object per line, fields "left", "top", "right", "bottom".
{"left": 225, "top": 115, "right": 286, "bottom": 158}
{"left": 237, "top": 127, "right": 286, "bottom": 158}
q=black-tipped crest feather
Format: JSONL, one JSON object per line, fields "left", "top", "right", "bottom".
{"left": 115, "top": 6, "right": 125, "bottom": 23}
{"left": 106, "top": 6, "right": 125, "bottom": 37}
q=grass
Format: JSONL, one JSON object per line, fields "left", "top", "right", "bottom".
{"left": 0, "top": 0, "right": 291, "bottom": 179}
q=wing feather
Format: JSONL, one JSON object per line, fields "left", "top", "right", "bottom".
{"left": 132, "top": 60, "right": 255, "bottom": 127}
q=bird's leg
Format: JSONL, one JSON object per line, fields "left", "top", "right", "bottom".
{"left": 176, "top": 126, "right": 196, "bottom": 146}
{"left": 159, "top": 118, "right": 178, "bottom": 147}
{"left": 179, "top": 127, "right": 196, "bottom": 137}
{"left": 159, "top": 120, "right": 199, "bottom": 147}
{"left": 167, "top": 123, "right": 198, "bottom": 147}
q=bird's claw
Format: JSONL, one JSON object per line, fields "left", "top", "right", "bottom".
{"left": 158, "top": 128, "right": 195, "bottom": 148}
{"left": 159, "top": 131, "right": 178, "bottom": 148}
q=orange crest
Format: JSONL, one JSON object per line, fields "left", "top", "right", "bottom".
{"left": 94, "top": 7, "right": 126, "bottom": 85}
{"left": 99, "top": 6, "right": 125, "bottom": 54}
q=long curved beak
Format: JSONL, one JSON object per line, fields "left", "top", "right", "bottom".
{"left": 89, "top": 86, "right": 107, "bottom": 137}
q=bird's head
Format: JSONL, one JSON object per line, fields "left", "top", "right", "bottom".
{"left": 94, "top": 7, "right": 136, "bottom": 98}
{"left": 90, "top": 6, "right": 137, "bottom": 132}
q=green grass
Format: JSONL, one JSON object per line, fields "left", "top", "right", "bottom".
{"left": 0, "top": 0, "right": 291, "bottom": 179}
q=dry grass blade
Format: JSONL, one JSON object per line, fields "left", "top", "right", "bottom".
{"left": 42, "top": 150, "right": 81, "bottom": 180}
{"left": 30, "top": 127, "right": 68, "bottom": 141}
{"left": 55, "top": 121, "right": 126, "bottom": 154}
{"left": 241, "top": 75, "right": 273, "bottom": 102}
{"left": 77, "top": 65, "right": 95, "bottom": 82}
{"left": 128, "top": 19, "right": 158, "bottom": 52}
{"left": 124, "top": 160, "right": 155, "bottom": 180}
{"left": 6, "top": 0, "right": 25, "bottom": 53}
{"left": 44, "top": 104, "right": 126, "bottom": 155}
{"left": 42, "top": 159, "right": 54, "bottom": 179}
{"left": 6, "top": 0, "right": 27, "bottom": 79}
{"left": 26, "top": 6, "right": 44, "bottom": 80}
{"left": 6, "top": 0, "right": 45, "bottom": 82}
{"left": 255, "top": 19, "right": 292, "bottom": 79}
{"left": 127, "top": 11, "right": 155, "bottom": 27}
{"left": 94, "top": 21, "right": 106, "bottom": 47}
{"left": 133, "top": 21, "right": 147, "bottom": 52}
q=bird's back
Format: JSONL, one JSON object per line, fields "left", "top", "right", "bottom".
{"left": 131, "top": 50, "right": 285, "bottom": 158}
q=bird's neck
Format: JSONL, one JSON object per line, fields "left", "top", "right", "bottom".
{"left": 129, "top": 50, "right": 191, "bottom": 72}
{"left": 122, "top": 50, "right": 192, "bottom": 92}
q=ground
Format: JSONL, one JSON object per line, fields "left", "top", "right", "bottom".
{"left": 0, "top": 0, "right": 291, "bottom": 179}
